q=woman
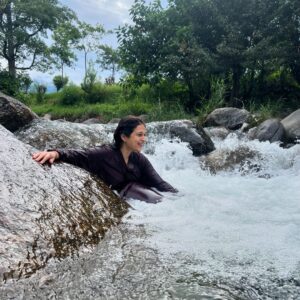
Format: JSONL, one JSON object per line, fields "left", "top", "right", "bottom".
{"left": 32, "top": 116, "right": 177, "bottom": 203}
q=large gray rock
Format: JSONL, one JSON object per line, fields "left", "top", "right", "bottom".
{"left": 16, "top": 119, "right": 112, "bottom": 150}
{"left": 200, "top": 145, "right": 261, "bottom": 175}
{"left": 204, "top": 127, "right": 231, "bottom": 140}
{"left": 281, "top": 109, "right": 300, "bottom": 141}
{"left": 0, "top": 125, "right": 128, "bottom": 281}
{"left": 248, "top": 119, "right": 285, "bottom": 143}
{"left": 0, "top": 92, "right": 38, "bottom": 132}
{"left": 203, "top": 107, "right": 252, "bottom": 130}
{"left": 147, "top": 120, "right": 215, "bottom": 156}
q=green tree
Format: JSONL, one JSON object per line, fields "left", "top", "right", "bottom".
{"left": 97, "top": 45, "right": 120, "bottom": 83}
{"left": 50, "top": 21, "right": 81, "bottom": 79}
{"left": 0, "top": 0, "right": 75, "bottom": 78}
{"left": 53, "top": 75, "right": 68, "bottom": 91}
{"left": 77, "top": 21, "right": 105, "bottom": 76}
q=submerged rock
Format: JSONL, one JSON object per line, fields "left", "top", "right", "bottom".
{"left": 281, "top": 109, "right": 300, "bottom": 141}
{"left": 203, "top": 107, "right": 252, "bottom": 130}
{"left": 0, "top": 92, "right": 38, "bottom": 132}
{"left": 0, "top": 125, "right": 129, "bottom": 280}
{"left": 200, "top": 145, "right": 261, "bottom": 174}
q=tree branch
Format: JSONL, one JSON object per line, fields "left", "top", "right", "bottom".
{"left": 15, "top": 50, "right": 37, "bottom": 70}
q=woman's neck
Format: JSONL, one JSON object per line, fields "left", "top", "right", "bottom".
{"left": 120, "top": 145, "right": 132, "bottom": 165}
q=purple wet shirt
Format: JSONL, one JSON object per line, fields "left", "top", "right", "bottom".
{"left": 56, "top": 144, "right": 177, "bottom": 193}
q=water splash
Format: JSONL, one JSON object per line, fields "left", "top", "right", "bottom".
{"left": 126, "top": 134, "right": 300, "bottom": 298}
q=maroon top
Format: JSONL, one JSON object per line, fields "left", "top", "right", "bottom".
{"left": 56, "top": 145, "right": 177, "bottom": 193}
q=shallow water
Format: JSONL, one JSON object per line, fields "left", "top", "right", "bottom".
{"left": 126, "top": 134, "right": 300, "bottom": 299}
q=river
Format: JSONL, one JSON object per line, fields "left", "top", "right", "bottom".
{"left": 1, "top": 128, "right": 300, "bottom": 299}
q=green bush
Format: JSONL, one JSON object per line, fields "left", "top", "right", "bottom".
{"left": 53, "top": 75, "right": 68, "bottom": 91}
{"left": 60, "top": 84, "right": 84, "bottom": 105}
{"left": 197, "top": 78, "right": 225, "bottom": 125}
{"left": 16, "top": 92, "right": 35, "bottom": 106}
{"left": 35, "top": 83, "right": 47, "bottom": 103}
{"left": 248, "top": 99, "right": 283, "bottom": 124}
{"left": 86, "top": 83, "right": 123, "bottom": 103}
{"left": 118, "top": 101, "right": 152, "bottom": 116}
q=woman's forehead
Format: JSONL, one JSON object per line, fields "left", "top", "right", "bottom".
{"left": 134, "top": 124, "right": 146, "bottom": 132}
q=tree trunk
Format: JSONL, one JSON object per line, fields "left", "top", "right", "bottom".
{"left": 186, "top": 79, "right": 197, "bottom": 112}
{"left": 84, "top": 51, "right": 87, "bottom": 77}
{"left": 61, "top": 61, "right": 64, "bottom": 79}
{"left": 230, "top": 64, "right": 243, "bottom": 107}
{"left": 6, "top": 1, "right": 16, "bottom": 78}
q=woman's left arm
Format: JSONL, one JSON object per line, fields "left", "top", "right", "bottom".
{"left": 139, "top": 154, "right": 178, "bottom": 193}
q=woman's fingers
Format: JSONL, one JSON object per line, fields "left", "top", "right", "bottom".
{"left": 32, "top": 151, "right": 57, "bottom": 164}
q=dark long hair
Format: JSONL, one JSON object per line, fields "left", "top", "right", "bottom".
{"left": 113, "top": 116, "right": 145, "bottom": 149}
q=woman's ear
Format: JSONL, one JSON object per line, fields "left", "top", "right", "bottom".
{"left": 121, "top": 134, "right": 127, "bottom": 143}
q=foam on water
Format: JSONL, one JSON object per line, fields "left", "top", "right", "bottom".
{"left": 125, "top": 134, "right": 300, "bottom": 296}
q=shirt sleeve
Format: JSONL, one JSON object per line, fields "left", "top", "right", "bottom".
{"left": 54, "top": 147, "right": 104, "bottom": 174}
{"left": 139, "top": 154, "right": 178, "bottom": 193}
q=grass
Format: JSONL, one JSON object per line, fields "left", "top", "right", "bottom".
{"left": 30, "top": 99, "right": 191, "bottom": 123}
{"left": 247, "top": 99, "right": 284, "bottom": 126}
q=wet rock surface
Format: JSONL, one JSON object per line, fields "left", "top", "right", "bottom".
{"left": 281, "top": 109, "right": 300, "bottom": 141}
{"left": 0, "top": 223, "right": 244, "bottom": 300}
{"left": 0, "top": 92, "right": 38, "bottom": 132}
{"left": 203, "top": 107, "right": 252, "bottom": 130}
{"left": 0, "top": 125, "right": 128, "bottom": 281}
{"left": 147, "top": 120, "right": 215, "bottom": 156}
{"left": 204, "top": 126, "right": 231, "bottom": 140}
{"left": 248, "top": 118, "right": 285, "bottom": 143}
{"left": 200, "top": 145, "right": 261, "bottom": 174}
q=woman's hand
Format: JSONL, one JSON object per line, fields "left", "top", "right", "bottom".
{"left": 32, "top": 151, "right": 59, "bottom": 164}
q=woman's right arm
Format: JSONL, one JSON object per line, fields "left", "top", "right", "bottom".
{"left": 32, "top": 148, "right": 103, "bottom": 174}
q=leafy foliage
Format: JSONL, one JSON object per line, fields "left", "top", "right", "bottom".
{"left": 60, "top": 84, "right": 84, "bottom": 105}
{"left": 53, "top": 75, "right": 69, "bottom": 91}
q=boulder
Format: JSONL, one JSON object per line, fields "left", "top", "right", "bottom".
{"left": 147, "top": 120, "right": 215, "bottom": 156}
{"left": 82, "top": 118, "right": 104, "bottom": 125}
{"left": 0, "top": 92, "right": 38, "bottom": 132}
{"left": 204, "top": 127, "right": 230, "bottom": 140}
{"left": 203, "top": 107, "right": 252, "bottom": 130}
{"left": 16, "top": 119, "right": 112, "bottom": 150}
{"left": 200, "top": 145, "right": 261, "bottom": 174}
{"left": 248, "top": 119, "right": 285, "bottom": 143}
{"left": 0, "top": 125, "right": 128, "bottom": 280}
{"left": 281, "top": 109, "right": 300, "bottom": 141}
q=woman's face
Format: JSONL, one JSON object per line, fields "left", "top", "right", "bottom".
{"left": 122, "top": 124, "right": 147, "bottom": 152}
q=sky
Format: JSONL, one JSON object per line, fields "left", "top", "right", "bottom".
{"left": 28, "top": 0, "right": 138, "bottom": 89}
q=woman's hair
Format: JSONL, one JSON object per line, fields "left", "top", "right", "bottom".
{"left": 113, "top": 116, "right": 145, "bottom": 149}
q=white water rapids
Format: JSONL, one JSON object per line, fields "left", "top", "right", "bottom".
{"left": 126, "top": 133, "right": 300, "bottom": 299}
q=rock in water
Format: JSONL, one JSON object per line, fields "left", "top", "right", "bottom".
{"left": 203, "top": 107, "right": 252, "bottom": 130}
{"left": 248, "top": 119, "right": 285, "bottom": 143}
{"left": 147, "top": 120, "right": 215, "bottom": 156}
{"left": 281, "top": 109, "right": 300, "bottom": 141}
{"left": 0, "top": 92, "right": 38, "bottom": 132}
{"left": 0, "top": 125, "right": 128, "bottom": 281}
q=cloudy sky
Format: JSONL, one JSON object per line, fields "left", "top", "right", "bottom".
{"left": 28, "top": 0, "right": 139, "bottom": 88}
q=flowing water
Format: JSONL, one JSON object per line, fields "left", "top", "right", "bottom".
{"left": 124, "top": 133, "right": 300, "bottom": 299}
{"left": 1, "top": 125, "right": 300, "bottom": 299}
